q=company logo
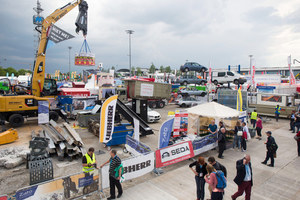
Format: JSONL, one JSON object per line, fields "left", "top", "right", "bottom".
{"left": 171, "top": 146, "right": 189, "bottom": 156}
{"left": 162, "top": 152, "right": 170, "bottom": 158}
{"left": 123, "top": 160, "right": 151, "bottom": 174}
{"left": 105, "top": 105, "right": 114, "bottom": 141}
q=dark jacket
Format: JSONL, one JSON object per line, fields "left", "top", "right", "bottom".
{"left": 266, "top": 136, "right": 275, "bottom": 152}
{"left": 189, "top": 162, "right": 208, "bottom": 178}
{"left": 213, "top": 161, "right": 227, "bottom": 177}
{"left": 233, "top": 159, "right": 253, "bottom": 186}
{"left": 218, "top": 130, "right": 226, "bottom": 143}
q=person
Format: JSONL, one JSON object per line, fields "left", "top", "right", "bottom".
{"left": 262, "top": 131, "right": 277, "bottom": 167}
{"left": 218, "top": 128, "right": 226, "bottom": 159}
{"left": 290, "top": 111, "right": 296, "bottom": 133}
{"left": 275, "top": 105, "right": 281, "bottom": 122}
{"left": 256, "top": 116, "right": 263, "bottom": 140}
{"left": 219, "top": 121, "right": 225, "bottom": 130}
{"left": 233, "top": 121, "right": 243, "bottom": 149}
{"left": 205, "top": 164, "right": 226, "bottom": 200}
{"left": 241, "top": 122, "right": 248, "bottom": 152}
{"left": 207, "top": 157, "right": 227, "bottom": 196}
{"left": 231, "top": 155, "right": 253, "bottom": 200}
{"left": 208, "top": 120, "right": 218, "bottom": 135}
{"left": 82, "top": 147, "right": 97, "bottom": 174}
{"left": 189, "top": 157, "right": 208, "bottom": 200}
{"left": 295, "top": 112, "right": 300, "bottom": 133}
{"left": 250, "top": 110, "right": 257, "bottom": 128}
{"left": 295, "top": 131, "right": 300, "bottom": 157}
{"left": 100, "top": 150, "right": 123, "bottom": 200}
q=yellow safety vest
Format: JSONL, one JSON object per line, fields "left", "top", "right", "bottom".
{"left": 83, "top": 153, "right": 96, "bottom": 173}
{"left": 251, "top": 112, "right": 258, "bottom": 120}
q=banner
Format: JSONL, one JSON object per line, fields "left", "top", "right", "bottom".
{"left": 133, "top": 118, "right": 140, "bottom": 141}
{"left": 173, "top": 110, "right": 188, "bottom": 137}
{"left": 155, "top": 141, "right": 194, "bottom": 168}
{"left": 99, "top": 95, "right": 118, "bottom": 143}
{"left": 15, "top": 170, "right": 99, "bottom": 200}
{"left": 38, "top": 101, "right": 49, "bottom": 124}
{"left": 208, "top": 67, "right": 212, "bottom": 84}
{"left": 192, "top": 134, "right": 218, "bottom": 156}
{"left": 0, "top": 195, "right": 8, "bottom": 200}
{"left": 158, "top": 118, "right": 174, "bottom": 149}
{"left": 126, "top": 135, "right": 152, "bottom": 156}
{"left": 288, "top": 55, "right": 296, "bottom": 85}
{"left": 101, "top": 152, "right": 155, "bottom": 189}
{"left": 48, "top": 25, "right": 74, "bottom": 44}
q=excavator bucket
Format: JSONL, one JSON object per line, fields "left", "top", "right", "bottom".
{"left": 75, "top": 0, "right": 88, "bottom": 36}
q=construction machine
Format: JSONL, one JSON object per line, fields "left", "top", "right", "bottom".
{"left": 0, "top": 120, "right": 18, "bottom": 145}
{"left": 0, "top": 0, "right": 88, "bottom": 127}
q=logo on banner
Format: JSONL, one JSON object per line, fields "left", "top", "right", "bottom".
{"left": 100, "top": 95, "right": 118, "bottom": 143}
{"left": 158, "top": 118, "right": 174, "bottom": 149}
{"left": 15, "top": 186, "right": 38, "bottom": 200}
{"left": 48, "top": 24, "right": 75, "bottom": 43}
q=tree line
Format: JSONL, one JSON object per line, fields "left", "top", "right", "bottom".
{"left": 0, "top": 66, "right": 32, "bottom": 76}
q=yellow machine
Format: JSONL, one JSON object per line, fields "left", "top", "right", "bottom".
{"left": 0, "top": 129, "right": 18, "bottom": 145}
{"left": 0, "top": 0, "right": 88, "bottom": 127}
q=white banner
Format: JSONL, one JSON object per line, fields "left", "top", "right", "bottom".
{"left": 133, "top": 118, "right": 140, "bottom": 142}
{"left": 38, "top": 101, "right": 49, "bottom": 124}
{"left": 140, "top": 83, "right": 154, "bottom": 97}
{"left": 99, "top": 95, "right": 118, "bottom": 143}
{"left": 101, "top": 152, "right": 155, "bottom": 189}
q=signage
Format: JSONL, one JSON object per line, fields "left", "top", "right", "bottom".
{"left": 155, "top": 141, "right": 194, "bottom": 168}
{"left": 48, "top": 25, "right": 74, "bottom": 43}
{"left": 126, "top": 135, "right": 152, "bottom": 156}
{"left": 140, "top": 83, "right": 154, "bottom": 97}
{"left": 158, "top": 118, "right": 174, "bottom": 149}
{"left": 38, "top": 101, "right": 49, "bottom": 124}
{"left": 192, "top": 134, "right": 218, "bottom": 156}
{"left": 173, "top": 110, "right": 188, "bottom": 137}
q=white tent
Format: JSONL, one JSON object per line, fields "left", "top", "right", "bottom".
{"left": 187, "top": 102, "right": 240, "bottom": 118}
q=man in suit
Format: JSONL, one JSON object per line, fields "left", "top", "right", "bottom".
{"left": 261, "top": 131, "right": 276, "bottom": 167}
{"left": 231, "top": 155, "right": 253, "bottom": 200}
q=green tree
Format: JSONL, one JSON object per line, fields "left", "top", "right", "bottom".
{"left": 160, "top": 65, "right": 164, "bottom": 73}
{"left": 165, "top": 66, "right": 171, "bottom": 73}
{"left": 149, "top": 63, "right": 156, "bottom": 74}
{"left": 0, "top": 67, "right": 6, "bottom": 76}
{"left": 111, "top": 66, "right": 115, "bottom": 70}
{"left": 5, "top": 67, "right": 18, "bottom": 76}
{"left": 136, "top": 67, "right": 142, "bottom": 76}
{"left": 131, "top": 67, "right": 135, "bottom": 76}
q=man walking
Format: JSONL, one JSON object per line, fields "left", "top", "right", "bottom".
{"left": 250, "top": 110, "right": 257, "bottom": 128}
{"left": 82, "top": 147, "right": 97, "bottom": 174}
{"left": 218, "top": 128, "right": 226, "bottom": 159}
{"left": 275, "top": 105, "right": 281, "bottom": 122}
{"left": 231, "top": 155, "right": 253, "bottom": 200}
{"left": 262, "top": 131, "right": 277, "bottom": 167}
{"left": 100, "top": 150, "right": 123, "bottom": 200}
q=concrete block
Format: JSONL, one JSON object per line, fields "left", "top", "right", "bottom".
{"left": 4, "top": 157, "right": 25, "bottom": 169}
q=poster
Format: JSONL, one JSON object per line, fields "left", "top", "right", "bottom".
{"left": 173, "top": 110, "right": 188, "bottom": 137}
{"left": 73, "top": 96, "right": 97, "bottom": 111}
{"left": 155, "top": 141, "right": 194, "bottom": 168}
{"left": 101, "top": 153, "right": 155, "bottom": 189}
{"left": 192, "top": 134, "right": 218, "bottom": 156}
{"left": 15, "top": 170, "right": 99, "bottom": 200}
{"left": 38, "top": 101, "right": 49, "bottom": 124}
{"left": 140, "top": 83, "right": 154, "bottom": 97}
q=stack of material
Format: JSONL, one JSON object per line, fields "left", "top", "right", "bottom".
{"left": 88, "top": 118, "right": 100, "bottom": 137}
{"left": 39, "top": 120, "right": 85, "bottom": 161}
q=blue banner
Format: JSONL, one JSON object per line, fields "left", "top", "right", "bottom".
{"left": 158, "top": 118, "right": 174, "bottom": 149}
{"left": 15, "top": 186, "right": 38, "bottom": 200}
{"left": 192, "top": 134, "right": 217, "bottom": 151}
{"left": 126, "top": 135, "right": 151, "bottom": 155}
{"left": 78, "top": 175, "right": 93, "bottom": 187}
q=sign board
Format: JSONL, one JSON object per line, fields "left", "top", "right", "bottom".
{"left": 173, "top": 110, "right": 188, "bottom": 137}
{"left": 101, "top": 152, "right": 155, "bottom": 189}
{"left": 155, "top": 141, "right": 194, "bottom": 168}
{"left": 192, "top": 134, "right": 217, "bottom": 156}
{"left": 48, "top": 25, "right": 74, "bottom": 43}
{"left": 140, "top": 83, "right": 154, "bottom": 97}
{"left": 38, "top": 101, "right": 49, "bottom": 124}
{"left": 246, "top": 74, "right": 281, "bottom": 85}
{"left": 126, "top": 135, "right": 152, "bottom": 156}
{"left": 158, "top": 118, "right": 174, "bottom": 149}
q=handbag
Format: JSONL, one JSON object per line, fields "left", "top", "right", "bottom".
{"left": 237, "top": 130, "right": 243, "bottom": 137}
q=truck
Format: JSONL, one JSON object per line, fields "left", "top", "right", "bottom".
{"left": 248, "top": 93, "right": 297, "bottom": 118}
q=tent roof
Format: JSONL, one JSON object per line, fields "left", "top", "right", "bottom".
{"left": 187, "top": 102, "right": 240, "bottom": 118}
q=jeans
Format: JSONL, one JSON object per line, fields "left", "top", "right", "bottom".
{"left": 232, "top": 181, "right": 252, "bottom": 200}
{"left": 295, "top": 122, "right": 300, "bottom": 133}
{"left": 233, "top": 135, "right": 241, "bottom": 149}
{"left": 275, "top": 113, "right": 280, "bottom": 122}
{"left": 264, "top": 151, "right": 274, "bottom": 166}
{"left": 290, "top": 121, "right": 295, "bottom": 133}
{"left": 256, "top": 127, "right": 262, "bottom": 137}
{"left": 250, "top": 119, "right": 256, "bottom": 128}
{"left": 109, "top": 175, "right": 123, "bottom": 198}
{"left": 211, "top": 191, "right": 223, "bottom": 200}
{"left": 195, "top": 176, "right": 205, "bottom": 200}
{"left": 218, "top": 142, "right": 226, "bottom": 158}
{"left": 241, "top": 138, "right": 247, "bottom": 151}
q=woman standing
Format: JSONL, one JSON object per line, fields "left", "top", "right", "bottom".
{"left": 233, "top": 121, "right": 243, "bottom": 149}
{"left": 205, "top": 164, "right": 226, "bottom": 200}
{"left": 256, "top": 116, "right": 263, "bottom": 140}
{"left": 189, "top": 157, "right": 208, "bottom": 200}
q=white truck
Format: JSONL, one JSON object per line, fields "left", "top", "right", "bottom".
{"left": 211, "top": 71, "right": 247, "bottom": 85}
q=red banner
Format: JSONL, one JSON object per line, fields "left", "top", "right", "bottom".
{"left": 155, "top": 141, "right": 194, "bottom": 168}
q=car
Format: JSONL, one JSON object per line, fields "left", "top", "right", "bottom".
{"left": 211, "top": 71, "right": 247, "bottom": 85}
{"left": 178, "top": 87, "right": 207, "bottom": 97}
{"left": 175, "top": 96, "right": 201, "bottom": 107}
{"left": 175, "top": 75, "right": 207, "bottom": 86}
{"left": 125, "top": 103, "right": 161, "bottom": 123}
{"left": 180, "top": 62, "right": 208, "bottom": 73}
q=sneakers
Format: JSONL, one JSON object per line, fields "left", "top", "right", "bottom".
{"left": 267, "top": 164, "right": 274, "bottom": 167}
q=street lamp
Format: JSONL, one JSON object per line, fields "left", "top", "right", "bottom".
{"left": 249, "top": 55, "right": 253, "bottom": 75}
{"left": 68, "top": 46, "right": 72, "bottom": 81}
{"left": 126, "top": 30, "right": 134, "bottom": 77}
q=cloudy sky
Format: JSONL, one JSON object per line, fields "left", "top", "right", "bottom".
{"left": 0, "top": 0, "right": 300, "bottom": 73}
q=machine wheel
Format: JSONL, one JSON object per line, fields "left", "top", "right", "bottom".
{"left": 49, "top": 111, "right": 59, "bottom": 122}
{"left": 213, "top": 80, "right": 218, "bottom": 85}
{"left": 234, "top": 79, "right": 239, "bottom": 85}
{"left": 9, "top": 114, "right": 24, "bottom": 127}
{"left": 158, "top": 101, "right": 165, "bottom": 108}
{"left": 151, "top": 102, "right": 157, "bottom": 109}
{"left": 183, "top": 81, "right": 188, "bottom": 86}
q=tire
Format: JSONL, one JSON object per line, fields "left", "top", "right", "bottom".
{"left": 184, "top": 68, "right": 189, "bottom": 72}
{"left": 200, "top": 92, "right": 206, "bottom": 97}
{"left": 49, "top": 111, "right": 59, "bottom": 122}
{"left": 201, "top": 67, "right": 206, "bottom": 72}
{"left": 9, "top": 114, "right": 24, "bottom": 127}
{"left": 234, "top": 79, "right": 239, "bottom": 85}
{"left": 182, "top": 103, "right": 186, "bottom": 108}
{"left": 183, "top": 81, "right": 188, "bottom": 86}
{"left": 200, "top": 81, "right": 205, "bottom": 85}
{"left": 213, "top": 80, "right": 218, "bottom": 85}
{"left": 151, "top": 102, "right": 157, "bottom": 109}
{"left": 158, "top": 101, "right": 165, "bottom": 108}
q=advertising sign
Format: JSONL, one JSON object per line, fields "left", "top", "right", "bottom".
{"left": 192, "top": 134, "right": 217, "bottom": 156}
{"left": 173, "top": 110, "right": 188, "bottom": 137}
{"left": 101, "top": 153, "right": 155, "bottom": 189}
{"left": 126, "top": 135, "right": 152, "bottom": 156}
{"left": 99, "top": 95, "right": 118, "bottom": 143}
{"left": 38, "top": 101, "right": 49, "bottom": 124}
{"left": 15, "top": 170, "right": 99, "bottom": 200}
{"left": 48, "top": 25, "right": 75, "bottom": 44}
{"left": 158, "top": 118, "right": 174, "bottom": 149}
{"left": 155, "top": 141, "right": 194, "bottom": 168}
{"left": 140, "top": 83, "right": 154, "bottom": 97}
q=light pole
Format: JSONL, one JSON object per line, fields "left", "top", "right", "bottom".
{"left": 249, "top": 55, "right": 253, "bottom": 75}
{"left": 68, "top": 46, "right": 72, "bottom": 80}
{"left": 126, "top": 30, "right": 134, "bottom": 77}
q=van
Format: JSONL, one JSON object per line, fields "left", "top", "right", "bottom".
{"left": 211, "top": 71, "right": 246, "bottom": 85}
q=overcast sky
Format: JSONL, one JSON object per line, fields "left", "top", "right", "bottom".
{"left": 0, "top": 0, "right": 300, "bottom": 73}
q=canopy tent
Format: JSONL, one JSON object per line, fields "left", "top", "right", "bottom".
{"left": 187, "top": 102, "right": 240, "bottom": 135}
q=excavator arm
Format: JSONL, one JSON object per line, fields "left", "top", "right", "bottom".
{"left": 32, "top": 0, "right": 88, "bottom": 97}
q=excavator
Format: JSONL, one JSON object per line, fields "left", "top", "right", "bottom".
{"left": 0, "top": 0, "right": 88, "bottom": 127}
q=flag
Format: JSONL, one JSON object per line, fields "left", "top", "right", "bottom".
{"left": 158, "top": 118, "right": 174, "bottom": 149}
{"left": 288, "top": 55, "right": 296, "bottom": 85}
{"left": 99, "top": 95, "right": 118, "bottom": 143}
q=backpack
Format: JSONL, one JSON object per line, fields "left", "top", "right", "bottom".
{"left": 213, "top": 170, "right": 227, "bottom": 189}
{"left": 269, "top": 142, "right": 278, "bottom": 152}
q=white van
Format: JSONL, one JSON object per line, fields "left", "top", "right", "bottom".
{"left": 211, "top": 71, "right": 246, "bottom": 85}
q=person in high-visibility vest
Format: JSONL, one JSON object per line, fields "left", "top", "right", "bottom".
{"left": 250, "top": 110, "right": 258, "bottom": 128}
{"left": 82, "top": 147, "right": 97, "bottom": 174}
{"left": 275, "top": 105, "right": 281, "bottom": 122}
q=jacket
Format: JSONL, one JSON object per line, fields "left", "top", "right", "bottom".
{"left": 213, "top": 161, "right": 227, "bottom": 177}
{"left": 189, "top": 162, "right": 208, "bottom": 178}
{"left": 218, "top": 130, "right": 226, "bottom": 143}
{"left": 266, "top": 136, "right": 275, "bottom": 152}
{"left": 233, "top": 159, "right": 253, "bottom": 186}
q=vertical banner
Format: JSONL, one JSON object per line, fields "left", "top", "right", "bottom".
{"left": 99, "top": 95, "right": 118, "bottom": 143}
{"left": 288, "top": 55, "right": 296, "bottom": 85}
{"left": 158, "top": 118, "right": 174, "bottom": 149}
{"left": 173, "top": 110, "right": 188, "bottom": 137}
{"left": 133, "top": 118, "right": 140, "bottom": 142}
{"left": 252, "top": 65, "right": 255, "bottom": 87}
{"left": 38, "top": 101, "right": 49, "bottom": 124}
{"left": 208, "top": 67, "right": 212, "bottom": 84}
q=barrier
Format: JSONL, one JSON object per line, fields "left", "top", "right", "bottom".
{"left": 125, "top": 135, "right": 152, "bottom": 156}
{"left": 192, "top": 134, "right": 218, "bottom": 156}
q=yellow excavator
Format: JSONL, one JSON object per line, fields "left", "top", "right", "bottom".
{"left": 0, "top": 0, "right": 88, "bottom": 127}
